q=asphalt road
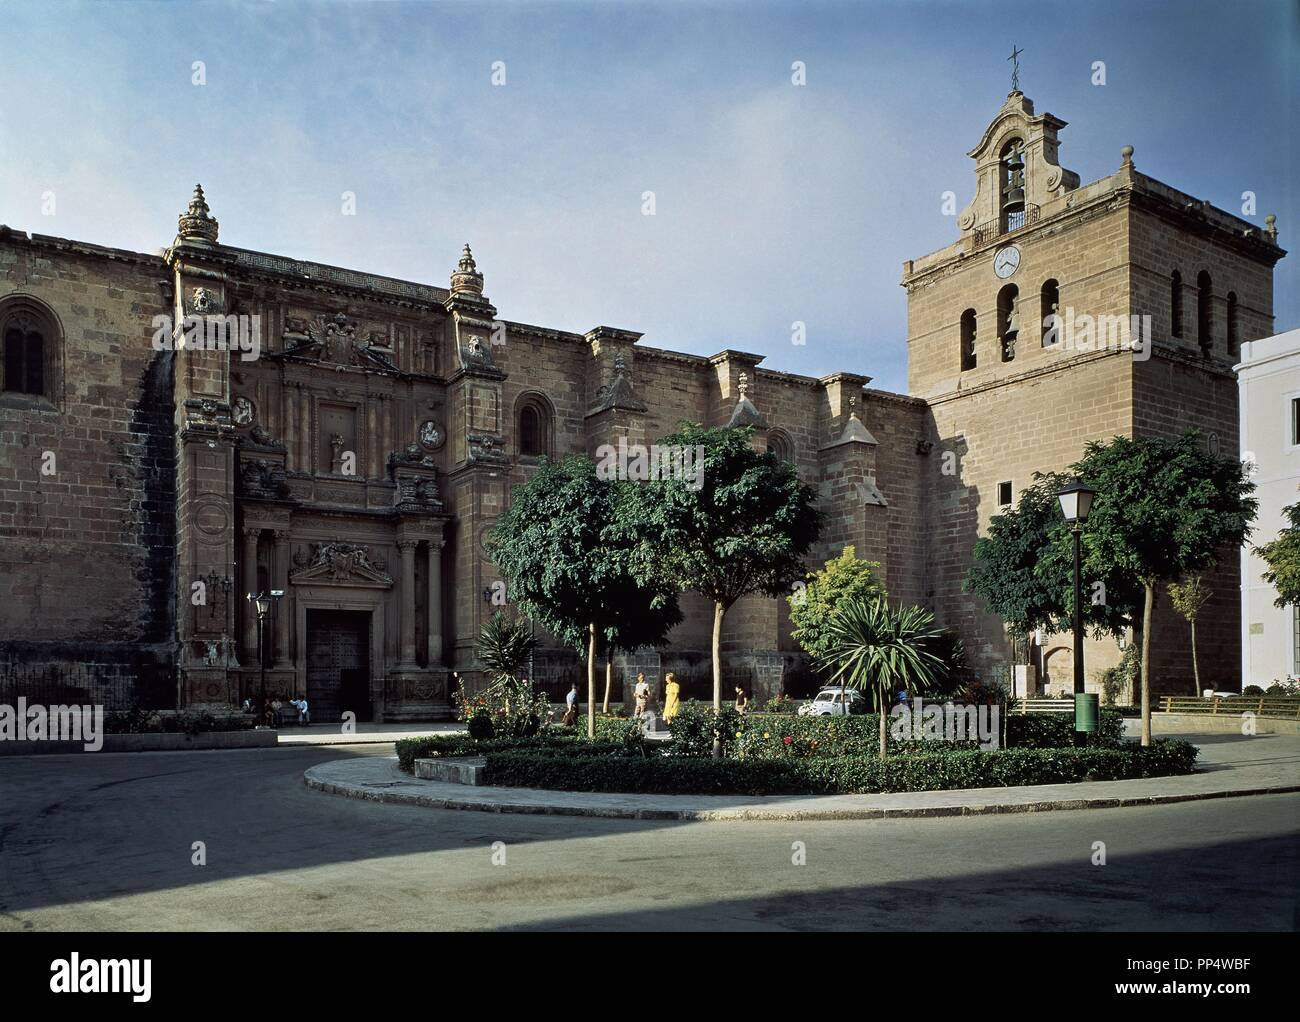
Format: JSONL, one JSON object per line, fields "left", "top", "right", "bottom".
{"left": 0, "top": 744, "right": 1296, "bottom": 931}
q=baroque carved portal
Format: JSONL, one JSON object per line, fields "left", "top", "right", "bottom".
{"left": 290, "top": 542, "right": 393, "bottom": 588}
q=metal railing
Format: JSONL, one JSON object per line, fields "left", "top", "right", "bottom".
{"left": 0, "top": 662, "right": 174, "bottom": 711}
{"left": 972, "top": 204, "right": 1041, "bottom": 246}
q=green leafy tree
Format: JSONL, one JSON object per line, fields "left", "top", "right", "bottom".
{"left": 967, "top": 433, "right": 1254, "bottom": 744}
{"left": 1257, "top": 501, "right": 1300, "bottom": 607}
{"left": 1167, "top": 576, "right": 1212, "bottom": 695}
{"left": 597, "top": 577, "right": 685, "bottom": 713}
{"left": 617, "top": 423, "right": 822, "bottom": 752}
{"left": 966, "top": 472, "right": 1139, "bottom": 640}
{"left": 966, "top": 476, "right": 1071, "bottom": 637}
{"left": 787, "top": 545, "right": 885, "bottom": 664}
{"left": 486, "top": 456, "right": 680, "bottom": 738}
{"left": 823, "top": 597, "right": 947, "bottom": 758}
{"left": 1073, "top": 432, "right": 1255, "bottom": 745}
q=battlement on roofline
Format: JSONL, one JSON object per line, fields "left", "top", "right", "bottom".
{"left": 1, "top": 202, "right": 907, "bottom": 400}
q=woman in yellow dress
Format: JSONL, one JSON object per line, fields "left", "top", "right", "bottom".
{"left": 662, "top": 672, "right": 681, "bottom": 723}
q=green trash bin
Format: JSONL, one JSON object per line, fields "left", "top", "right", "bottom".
{"left": 1074, "top": 692, "right": 1099, "bottom": 733}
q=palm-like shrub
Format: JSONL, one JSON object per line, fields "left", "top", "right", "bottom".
{"left": 471, "top": 612, "right": 548, "bottom": 738}
{"left": 477, "top": 611, "right": 538, "bottom": 684}
{"left": 823, "top": 597, "right": 947, "bottom": 758}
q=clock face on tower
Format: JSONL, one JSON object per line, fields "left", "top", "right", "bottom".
{"left": 994, "top": 245, "right": 1021, "bottom": 279}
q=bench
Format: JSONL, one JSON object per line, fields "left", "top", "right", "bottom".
{"left": 1160, "top": 696, "right": 1300, "bottom": 719}
{"left": 1010, "top": 698, "right": 1075, "bottom": 715}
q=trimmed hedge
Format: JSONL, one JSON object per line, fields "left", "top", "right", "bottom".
{"left": 104, "top": 708, "right": 256, "bottom": 736}
{"left": 1007, "top": 709, "right": 1124, "bottom": 748}
{"left": 395, "top": 732, "right": 618, "bottom": 773}
{"left": 592, "top": 713, "right": 638, "bottom": 742}
{"left": 395, "top": 709, "right": 1129, "bottom": 772}
{"left": 481, "top": 739, "right": 1198, "bottom": 796}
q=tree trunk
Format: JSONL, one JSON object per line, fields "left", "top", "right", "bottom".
{"left": 712, "top": 600, "right": 725, "bottom": 759}
{"left": 602, "top": 655, "right": 612, "bottom": 714}
{"left": 587, "top": 623, "right": 596, "bottom": 740}
{"left": 1141, "top": 583, "right": 1154, "bottom": 747}
{"left": 878, "top": 683, "right": 887, "bottom": 759}
{"left": 1190, "top": 620, "right": 1201, "bottom": 696}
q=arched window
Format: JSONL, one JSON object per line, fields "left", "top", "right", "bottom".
{"left": 1040, "top": 279, "right": 1060, "bottom": 347}
{"left": 997, "top": 284, "right": 1019, "bottom": 362}
{"left": 1, "top": 297, "right": 56, "bottom": 398}
{"left": 1197, "top": 271, "right": 1213, "bottom": 355}
{"left": 515, "top": 394, "right": 552, "bottom": 459}
{"left": 1226, "top": 291, "right": 1238, "bottom": 356}
{"left": 519, "top": 406, "right": 542, "bottom": 456}
{"left": 768, "top": 429, "right": 795, "bottom": 464}
{"left": 1170, "top": 270, "right": 1183, "bottom": 338}
{"left": 1000, "top": 139, "right": 1026, "bottom": 233}
{"left": 960, "top": 308, "right": 977, "bottom": 371}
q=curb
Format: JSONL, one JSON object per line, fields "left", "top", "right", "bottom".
{"left": 302, "top": 765, "right": 1300, "bottom": 821}
{"left": 0, "top": 730, "right": 279, "bottom": 756}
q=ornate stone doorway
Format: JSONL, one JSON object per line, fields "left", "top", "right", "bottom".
{"left": 305, "top": 609, "right": 372, "bottom": 722}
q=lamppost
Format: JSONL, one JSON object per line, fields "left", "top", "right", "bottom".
{"left": 246, "top": 590, "right": 283, "bottom": 725}
{"left": 1057, "top": 478, "right": 1097, "bottom": 732}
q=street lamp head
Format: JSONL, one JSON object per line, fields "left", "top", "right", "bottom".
{"left": 1057, "top": 477, "right": 1097, "bottom": 525}
{"left": 249, "top": 591, "right": 272, "bottom": 617}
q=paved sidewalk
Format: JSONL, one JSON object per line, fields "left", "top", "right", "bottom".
{"left": 277, "top": 722, "right": 463, "bottom": 746}
{"left": 304, "top": 732, "right": 1300, "bottom": 821}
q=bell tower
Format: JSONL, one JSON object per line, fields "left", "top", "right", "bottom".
{"left": 903, "top": 88, "right": 1285, "bottom": 696}
{"left": 957, "top": 90, "right": 1079, "bottom": 240}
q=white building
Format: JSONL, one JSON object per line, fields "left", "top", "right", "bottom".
{"left": 1238, "top": 328, "right": 1300, "bottom": 686}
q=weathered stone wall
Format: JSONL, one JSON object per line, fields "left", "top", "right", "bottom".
{"left": 0, "top": 230, "right": 174, "bottom": 705}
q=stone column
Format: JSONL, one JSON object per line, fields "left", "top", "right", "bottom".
{"left": 299, "top": 385, "right": 312, "bottom": 472}
{"left": 427, "top": 538, "right": 443, "bottom": 665}
{"left": 282, "top": 382, "right": 296, "bottom": 462}
{"left": 241, "top": 527, "right": 260, "bottom": 660}
{"left": 398, "top": 539, "right": 418, "bottom": 668}
{"left": 368, "top": 398, "right": 380, "bottom": 480}
{"left": 272, "top": 530, "right": 291, "bottom": 669}
{"left": 380, "top": 395, "right": 392, "bottom": 467}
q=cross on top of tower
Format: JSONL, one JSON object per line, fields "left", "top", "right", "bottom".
{"left": 1008, "top": 45, "right": 1023, "bottom": 93}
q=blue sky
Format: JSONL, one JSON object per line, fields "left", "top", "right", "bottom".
{"left": 1, "top": 0, "right": 1294, "bottom": 393}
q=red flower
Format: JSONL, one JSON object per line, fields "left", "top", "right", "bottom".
{"left": 783, "top": 735, "right": 793, "bottom": 746}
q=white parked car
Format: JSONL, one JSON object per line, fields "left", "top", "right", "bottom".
{"left": 797, "top": 687, "right": 868, "bottom": 716}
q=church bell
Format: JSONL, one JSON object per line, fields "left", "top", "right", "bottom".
{"left": 1006, "top": 302, "right": 1021, "bottom": 337}
{"left": 1002, "top": 150, "right": 1026, "bottom": 209}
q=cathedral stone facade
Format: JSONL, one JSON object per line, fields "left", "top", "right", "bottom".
{"left": 0, "top": 92, "right": 1285, "bottom": 719}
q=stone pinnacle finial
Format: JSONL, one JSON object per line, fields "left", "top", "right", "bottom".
{"left": 1265, "top": 214, "right": 1278, "bottom": 243}
{"left": 848, "top": 393, "right": 858, "bottom": 416}
{"left": 450, "top": 243, "right": 485, "bottom": 297}
{"left": 1121, "top": 145, "right": 1134, "bottom": 167}
{"left": 737, "top": 372, "right": 749, "bottom": 399}
{"left": 177, "top": 183, "right": 219, "bottom": 243}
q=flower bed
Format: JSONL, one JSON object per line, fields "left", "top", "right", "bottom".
{"left": 480, "top": 740, "right": 1199, "bottom": 796}
{"left": 395, "top": 707, "right": 1171, "bottom": 796}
